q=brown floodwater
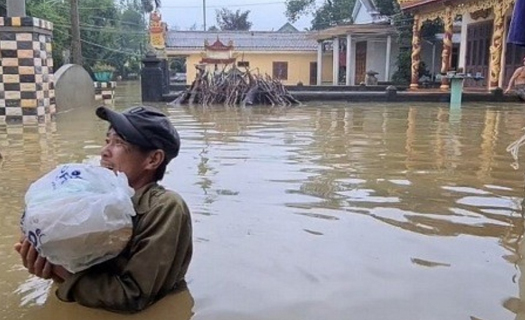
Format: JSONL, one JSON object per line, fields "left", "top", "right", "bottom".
{"left": 3, "top": 81, "right": 525, "bottom": 320}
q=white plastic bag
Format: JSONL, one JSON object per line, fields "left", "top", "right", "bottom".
{"left": 21, "top": 163, "right": 136, "bottom": 273}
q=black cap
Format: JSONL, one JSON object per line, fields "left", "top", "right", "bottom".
{"left": 96, "top": 106, "right": 180, "bottom": 162}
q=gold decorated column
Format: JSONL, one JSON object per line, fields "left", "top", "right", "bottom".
{"left": 489, "top": 3, "right": 505, "bottom": 90}
{"left": 410, "top": 14, "right": 422, "bottom": 90}
{"left": 440, "top": 7, "right": 453, "bottom": 90}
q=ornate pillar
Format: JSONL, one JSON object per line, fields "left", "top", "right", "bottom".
{"left": 489, "top": 2, "right": 505, "bottom": 90}
{"left": 410, "top": 14, "right": 422, "bottom": 90}
{"left": 440, "top": 7, "right": 453, "bottom": 90}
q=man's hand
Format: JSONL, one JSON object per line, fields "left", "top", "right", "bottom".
{"left": 14, "top": 239, "right": 71, "bottom": 282}
{"left": 505, "top": 88, "right": 512, "bottom": 94}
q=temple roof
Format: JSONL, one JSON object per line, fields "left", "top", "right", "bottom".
{"left": 205, "top": 38, "right": 233, "bottom": 51}
{"left": 166, "top": 31, "right": 317, "bottom": 52}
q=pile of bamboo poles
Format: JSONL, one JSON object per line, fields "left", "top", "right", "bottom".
{"left": 168, "top": 66, "right": 301, "bottom": 107}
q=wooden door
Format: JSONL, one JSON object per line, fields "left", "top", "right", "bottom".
{"left": 355, "top": 41, "right": 367, "bottom": 84}
{"left": 464, "top": 20, "right": 492, "bottom": 87}
{"left": 310, "top": 62, "right": 317, "bottom": 85}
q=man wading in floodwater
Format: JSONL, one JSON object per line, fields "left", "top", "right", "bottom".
{"left": 14, "top": 106, "right": 193, "bottom": 313}
{"left": 505, "top": 56, "right": 525, "bottom": 100}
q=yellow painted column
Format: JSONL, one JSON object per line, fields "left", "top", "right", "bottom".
{"left": 489, "top": 2, "right": 505, "bottom": 90}
{"left": 410, "top": 14, "right": 422, "bottom": 90}
{"left": 440, "top": 7, "right": 453, "bottom": 90}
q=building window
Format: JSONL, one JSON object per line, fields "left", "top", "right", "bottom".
{"left": 237, "top": 61, "right": 250, "bottom": 68}
{"left": 272, "top": 61, "right": 288, "bottom": 80}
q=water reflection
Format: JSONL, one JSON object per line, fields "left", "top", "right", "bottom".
{"left": 175, "top": 103, "right": 525, "bottom": 320}
{"left": 5, "top": 86, "right": 525, "bottom": 319}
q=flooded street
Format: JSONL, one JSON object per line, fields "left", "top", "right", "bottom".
{"left": 3, "top": 81, "right": 525, "bottom": 319}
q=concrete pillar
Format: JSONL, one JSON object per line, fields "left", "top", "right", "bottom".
{"left": 385, "top": 35, "right": 392, "bottom": 82}
{"left": 346, "top": 34, "right": 352, "bottom": 86}
{"left": 458, "top": 13, "right": 469, "bottom": 71}
{"left": 0, "top": 17, "right": 55, "bottom": 124}
{"left": 317, "top": 41, "right": 323, "bottom": 85}
{"left": 94, "top": 82, "right": 117, "bottom": 105}
{"left": 141, "top": 52, "right": 164, "bottom": 102}
{"left": 7, "top": 0, "right": 26, "bottom": 17}
{"left": 332, "top": 37, "right": 340, "bottom": 86}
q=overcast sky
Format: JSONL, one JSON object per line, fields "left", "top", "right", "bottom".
{"left": 158, "top": 0, "right": 314, "bottom": 31}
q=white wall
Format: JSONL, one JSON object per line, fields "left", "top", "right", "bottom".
{"left": 366, "top": 40, "right": 386, "bottom": 80}
{"left": 364, "top": 39, "right": 399, "bottom": 81}
{"left": 354, "top": 2, "right": 373, "bottom": 24}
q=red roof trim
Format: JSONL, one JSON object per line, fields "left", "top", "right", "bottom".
{"left": 205, "top": 38, "right": 234, "bottom": 51}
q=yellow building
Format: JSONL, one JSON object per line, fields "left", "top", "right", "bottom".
{"left": 398, "top": 0, "right": 522, "bottom": 91}
{"left": 165, "top": 29, "right": 319, "bottom": 86}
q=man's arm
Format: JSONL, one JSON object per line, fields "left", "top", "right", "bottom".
{"left": 506, "top": 67, "right": 523, "bottom": 93}
{"left": 16, "top": 197, "right": 191, "bottom": 313}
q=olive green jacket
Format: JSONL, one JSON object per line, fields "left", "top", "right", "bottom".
{"left": 55, "top": 183, "right": 193, "bottom": 313}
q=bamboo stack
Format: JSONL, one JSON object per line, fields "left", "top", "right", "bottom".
{"left": 168, "top": 65, "right": 301, "bottom": 107}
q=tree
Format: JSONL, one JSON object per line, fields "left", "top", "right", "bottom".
{"left": 140, "top": 0, "right": 160, "bottom": 13}
{"left": 389, "top": 1, "right": 440, "bottom": 84}
{"left": 189, "top": 23, "right": 198, "bottom": 31}
{"left": 216, "top": 8, "right": 252, "bottom": 31}
{"left": 26, "top": 0, "right": 71, "bottom": 67}
{"left": 170, "top": 57, "right": 186, "bottom": 73}
{"left": 374, "top": 0, "right": 398, "bottom": 16}
{"left": 285, "top": 0, "right": 355, "bottom": 30}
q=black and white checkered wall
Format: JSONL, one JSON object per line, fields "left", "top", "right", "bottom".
{"left": 0, "top": 17, "right": 55, "bottom": 124}
{"left": 94, "top": 81, "right": 117, "bottom": 105}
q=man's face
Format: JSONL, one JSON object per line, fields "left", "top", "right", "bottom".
{"left": 100, "top": 128, "right": 150, "bottom": 189}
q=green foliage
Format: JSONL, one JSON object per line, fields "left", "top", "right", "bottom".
{"left": 140, "top": 0, "right": 160, "bottom": 13}
{"left": 0, "top": 0, "right": 6, "bottom": 16}
{"left": 170, "top": 58, "right": 186, "bottom": 73}
{"left": 374, "top": 0, "right": 399, "bottom": 16}
{"left": 20, "top": 0, "right": 148, "bottom": 79}
{"left": 391, "top": 14, "right": 433, "bottom": 84}
{"left": 387, "top": 2, "right": 436, "bottom": 84}
{"left": 285, "top": 0, "right": 355, "bottom": 30}
{"left": 216, "top": 8, "right": 253, "bottom": 31}
{"left": 92, "top": 62, "right": 116, "bottom": 72}
{"left": 25, "top": 0, "right": 70, "bottom": 68}
{"left": 311, "top": 0, "right": 355, "bottom": 30}
{"left": 391, "top": 50, "right": 430, "bottom": 85}
{"left": 285, "top": 0, "right": 316, "bottom": 23}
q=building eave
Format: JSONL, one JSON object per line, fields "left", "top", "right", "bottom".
{"left": 166, "top": 49, "right": 317, "bottom": 56}
{"left": 398, "top": 0, "right": 442, "bottom": 11}
{"left": 308, "top": 23, "right": 398, "bottom": 41}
